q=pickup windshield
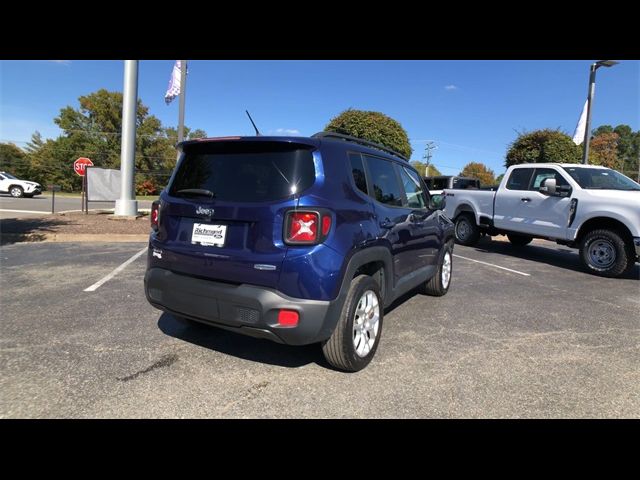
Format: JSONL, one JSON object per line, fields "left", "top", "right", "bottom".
{"left": 561, "top": 167, "right": 640, "bottom": 191}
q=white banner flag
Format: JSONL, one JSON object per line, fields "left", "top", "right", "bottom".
{"left": 164, "top": 60, "right": 182, "bottom": 105}
{"left": 572, "top": 99, "right": 588, "bottom": 145}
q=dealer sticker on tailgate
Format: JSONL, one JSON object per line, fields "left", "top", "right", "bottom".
{"left": 191, "top": 223, "right": 227, "bottom": 247}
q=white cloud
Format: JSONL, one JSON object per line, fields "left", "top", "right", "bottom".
{"left": 273, "top": 128, "right": 301, "bottom": 136}
{"left": 444, "top": 84, "right": 458, "bottom": 91}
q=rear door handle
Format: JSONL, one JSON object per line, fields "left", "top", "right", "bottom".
{"left": 379, "top": 219, "right": 396, "bottom": 229}
{"left": 521, "top": 197, "right": 531, "bottom": 202}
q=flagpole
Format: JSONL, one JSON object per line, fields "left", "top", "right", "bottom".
{"left": 114, "top": 60, "right": 139, "bottom": 217}
{"left": 177, "top": 60, "right": 187, "bottom": 156}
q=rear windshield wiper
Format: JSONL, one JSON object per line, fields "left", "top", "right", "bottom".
{"left": 175, "top": 188, "right": 216, "bottom": 198}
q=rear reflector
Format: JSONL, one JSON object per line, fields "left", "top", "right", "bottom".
{"left": 278, "top": 310, "right": 299, "bottom": 327}
{"left": 321, "top": 215, "right": 332, "bottom": 236}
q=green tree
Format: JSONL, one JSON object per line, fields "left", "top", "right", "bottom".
{"left": 24, "top": 131, "right": 45, "bottom": 154}
{"left": 589, "top": 132, "right": 621, "bottom": 169}
{"left": 410, "top": 161, "right": 442, "bottom": 177}
{"left": 325, "top": 109, "right": 412, "bottom": 159}
{"left": 459, "top": 162, "right": 495, "bottom": 186}
{"left": 25, "top": 89, "right": 207, "bottom": 192}
{"left": 0, "top": 143, "right": 32, "bottom": 179}
{"left": 506, "top": 129, "right": 581, "bottom": 167}
{"left": 593, "top": 124, "right": 639, "bottom": 181}
{"left": 495, "top": 173, "right": 505, "bottom": 185}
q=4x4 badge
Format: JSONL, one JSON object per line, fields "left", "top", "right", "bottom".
{"left": 196, "top": 206, "right": 214, "bottom": 217}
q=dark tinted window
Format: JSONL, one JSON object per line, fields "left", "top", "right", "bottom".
{"left": 530, "top": 168, "right": 570, "bottom": 190}
{"left": 169, "top": 142, "right": 315, "bottom": 202}
{"left": 400, "top": 167, "right": 427, "bottom": 208}
{"left": 431, "top": 177, "right": 450, "bottom": 190}
{"left": 506, "top": 168, "right": 534, "bottom": 190}
{"left": 349, "top": 153, "right": 368, "bottom": 194}
{"left": 453, "top": 178, "right": 479, "bottom": 189}
{"left": 364, "top": 156, "right": 403, "bottom": 207}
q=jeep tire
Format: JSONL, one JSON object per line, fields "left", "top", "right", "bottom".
{"left": 322, "top": 275, "right": 383, "bottom": 372}
{"left": 423, "top": 242, "right": 453, "bottom": 297}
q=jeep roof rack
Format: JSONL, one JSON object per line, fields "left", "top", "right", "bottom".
{"left": 311, "top": 131, "right": 408, "bottom": 161}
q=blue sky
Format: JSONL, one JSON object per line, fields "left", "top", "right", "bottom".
{"left": 1, "top": 60, "right": 638, "bottom": 176}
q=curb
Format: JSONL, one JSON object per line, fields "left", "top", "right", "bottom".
{"left": 2, "top": 233, "right": 149, "bottom": 243}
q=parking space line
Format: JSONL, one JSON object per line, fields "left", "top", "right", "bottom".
{"left": 0, "top": 209, "right": 51, "bottom": 215}
{"left": 453, "top": 254, "right": 531, "bottom": 277}
{"left": 84, "top": 247, "right": 147, "bottom": 292}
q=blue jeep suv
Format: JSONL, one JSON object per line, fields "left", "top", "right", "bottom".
{"left": 144, "top": 132, "right": 455, "bottom": 371}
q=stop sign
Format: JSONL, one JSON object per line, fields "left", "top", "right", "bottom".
{"left": 74, "top": 157, "right": 94, "bottom": 176}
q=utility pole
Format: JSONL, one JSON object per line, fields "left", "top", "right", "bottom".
{"left": 423, "top": 141, "right": 437, "bottom": 177}
{"left": 114, "top": 60, "right": 139, "bottom": 217}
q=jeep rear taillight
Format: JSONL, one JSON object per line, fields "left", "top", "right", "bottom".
{"left": 286, "top": 211, "right": 318, "bottom": 244}
{"left": 151, "top": 201, "right": 160, "bottom": 230}
{"left": 284, "top": 210, "right": 332, "bottom": 245}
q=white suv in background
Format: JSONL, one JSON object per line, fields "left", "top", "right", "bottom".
{"left": 0, "top": 172, "right": 43, "bottom": 198}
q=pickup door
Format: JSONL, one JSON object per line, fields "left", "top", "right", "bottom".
{"left": 494, "top": 167, "right": 573, "bottom": 239}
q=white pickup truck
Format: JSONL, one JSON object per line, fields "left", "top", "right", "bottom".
{"left": 441, "top": 163, "right": 640, "bottom": 277}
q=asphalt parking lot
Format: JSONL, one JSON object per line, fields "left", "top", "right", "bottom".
{"left": 1, "top": 238, "right": 638, "bottom": 418}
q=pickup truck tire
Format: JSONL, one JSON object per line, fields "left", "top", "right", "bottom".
{"left": 322, "top": 275, "right": 383, "bottom": 372}
{"left": 579, "top": 229, "right": 634, "bottom": 278}
{"left": 454, "top": 213, "right": 480, "bottom": 246}
{"left": 507, "top": 234, "right": 533, "bottom": 247}
{"left": 422, "top": 243, "right": 453, "bottom": 297}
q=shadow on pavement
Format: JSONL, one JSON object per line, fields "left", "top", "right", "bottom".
{"left": 473, "top": 237, "right": 639, "bottom": 280}
{"left": 157, "top": 313, "right": 329, "bottom": 369}
{"left": 0, "top": 217, "right": 70, "bottom": 246}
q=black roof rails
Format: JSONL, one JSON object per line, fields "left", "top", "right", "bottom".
{"left": 311, "top": 131, "right": 408, "bottom": 161}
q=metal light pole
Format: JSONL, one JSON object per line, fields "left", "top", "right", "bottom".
{"left": 114, "top": 60, "right": 139, "bottom": 217}
{"left": 582, "top": 60, "right": 619, "bottom": 164}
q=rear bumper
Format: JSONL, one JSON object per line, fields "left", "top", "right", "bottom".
{"left": 144, "top": 267, "right": 336, "bottom": 345}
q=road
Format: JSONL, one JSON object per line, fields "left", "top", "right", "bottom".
{"left": 0, "top": 194, "right": 153, "bottom": 219}
{"left": 0, "top": 238, "right": 638, "bottom": 418}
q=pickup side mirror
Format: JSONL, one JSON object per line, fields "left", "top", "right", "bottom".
{"left": 429, "top": 193, "right": 446, "bottom": 210}
{"left": 539, "top": 178, "right": 557, "bottom": 195}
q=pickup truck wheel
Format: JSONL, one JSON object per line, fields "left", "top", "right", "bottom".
{"left": 422, "top": 243, "right": 453, "bottom": 297}
{"left": 10, "top": 186, "right": 24, "bottom": 198}
{"left": 322, "top": 275, "right": 383, "bottom": 372}
{"left": 579, "top": 229, "right": 633, "bottom": 278}
{"left": 507, "top": 234, "right": 533, "bottom": 247}
{"left": 454, "top": 213, "right": 480, "bottom": 246}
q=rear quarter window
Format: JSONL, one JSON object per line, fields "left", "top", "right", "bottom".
{"left": 364, "top": 155, "right": 404, "bottom": 207}
{"left": 506, "top": 168, "right": 534, "bottom": 190}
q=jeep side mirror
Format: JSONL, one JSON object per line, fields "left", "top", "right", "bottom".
{"left": 429, "top": 194, "right": 446, "bottom": 210}
{"left": 539, "top": 178, "right": 556, "bottom": 195}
